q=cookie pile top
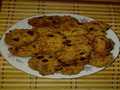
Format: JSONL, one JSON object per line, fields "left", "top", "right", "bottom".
{"left": 5, "top": 16, "right": 113, "bottom": 75}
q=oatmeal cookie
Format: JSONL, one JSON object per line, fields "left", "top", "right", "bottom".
{"left": 85, "top": 21, "right": 110, "bottom": 43}
{"left": 86, "top": 31, "right": 106, "bottom": 43}
{"left": 89, "top": 53, "right": 113, "bottom": 67}
{"left": 28, "top": 16, "right": 80, "bottom": 28}
{"left": 65, "top": 35, "right": 89, "bottom": 46}
{"left": 58, "top": 24, "right": 87, "bottom": 36}
{"left": 28, "top": 54, "right": 60, "bottom": 75}
{"left": 39, "top": 31, "right": 64, "bottom": 54}
{"left": 85, "top": 21, "right": 110, "bottom": 32}
{"left": 56, "top": 44, "right": 92, "bottom": 65}
{"left": 61, "top": 63, "right": 84, "bottom": 75}
{"left": 28, "top": 16, "right": 53, "bottom": 28}
{"left": 9, "top": 38, "right": 45, "bottom": 57}
{"left": 93, "top": 36, "right": 113, "bottom": 56}
{"left": 5, "top": 29, "right": 38, "bottom": 47}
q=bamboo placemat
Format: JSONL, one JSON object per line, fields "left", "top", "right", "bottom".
{"left": 0, "top": 0, "right": 120, "bottom": 90}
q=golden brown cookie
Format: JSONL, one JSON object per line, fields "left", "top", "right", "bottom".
{"left": 61, "top": 63, "right": 84, "bottom": 75}
{"left": 57, "top": 24, "right": 87, "bottom": 36}
{"left": 86, "top": 30, "right": 106, "bottom": 44}
{"left": 5, "top": 29, "right": 38, "bottom": 47}
{"left": 89, "top": 53, "right": 113, "bottom": 67}
{"left": 28, "top": 54, "right": 60, "bottom": 75}
{"left": 59, "top": 25, "right": 89, "bottom": 47}
{"left": 59, "top": 16, "right": 80, "bottom": 28}
{"left": 65, "top": 35, "right": 89, "bottom": 46}
{"left": 93, "top": 36, "right": 113, "bottom": 57}
{"left": 56, "top": 47, "right": 79, "bottom": 64}
{"left": 28, "top": 16, "right": 53, "bottom": 28}
{"left": 8, "top": 28, "right": 64, "bottom": 56}
{"left": 35, "top": 27, "right": 51, "bottom": 34}
{"left": 85, "top": 21, "right": 110, "bottom": 43}
{"left": 28, "top": 16, "right": 80, "bottom": 28}
{"left": 56, "top": 44, "right": 92, "bottom": 65}
{"left": 9, "top": 38, "right": 45, "bottom": 57}
{"left": 85, "top": 21, "right": 110, "bottom": 32}
{"left": 38, "top": 31, "right": 64, "bottom": 54}
{"left": 76, "top": 44, "right": 92, "bottom": 66}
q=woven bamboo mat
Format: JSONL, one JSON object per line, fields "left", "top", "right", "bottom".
{"left": 0, "top": 0, "right": 120, "bottom": 90}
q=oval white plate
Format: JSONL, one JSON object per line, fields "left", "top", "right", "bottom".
{"left": 0, "top": 13, "right": 120, "bottom": 78}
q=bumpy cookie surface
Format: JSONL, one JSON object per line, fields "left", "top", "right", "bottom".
{"left": 9, "top": 38, "right": 45, "bottom": 57}
{"left": 5, "top": 29, "right": 38, "bottom": 47}
{"left": 89, "top": 53, "right": 113, "bottom": 67}
{"left": 56, "top": 44, "right": 92, "bottom": 65}
{"left": 28, "top": 54, "right": 59, "bottom": 75}
{"left": 37, "top": 30, "right": 65, "bottom": 54}
{"left": 28, "top": 16, "right": 80, "bottom": 28}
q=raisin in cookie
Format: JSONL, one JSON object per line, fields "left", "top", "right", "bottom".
{"left": 85, "top": 21, "right": 110, "bottom": 43}
{"left": 56, "top": 44, "right": 92, "bottom": 65}
{"left": 86, "top": 31, "right": 106, "bottom": 44}
{"left": 56, "top": 47, "right": 79, "bottom": 65}
{"left": 35, "top": 27, "right": 64, "bottom": 54}
{"left": 39, "top": 31, "right": 64, "bottom": 54}
{"left": 28, "top": 16, "right": 80, "bottom": 28}
{"left": 65, "top": 35, "right": 89, "bottom": 46}
{"left": 5, "top": 29, "right": 38, "bottom": 47}
{"left": 28, "top": 54, "right": 60, "bottom": 75}
{"left": 9, "top": 38, "right": 45, "bottom": 57}
{"left": 85, "top": 21, "right": 110, "bottom": 32}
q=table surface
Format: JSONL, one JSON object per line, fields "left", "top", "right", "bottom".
{"left": 0, "top": 0, "right": 120, "bottom": 90}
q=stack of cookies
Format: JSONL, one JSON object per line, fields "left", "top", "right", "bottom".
{"left": 5, "top": 16, "right": 113, "bottom": 75}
